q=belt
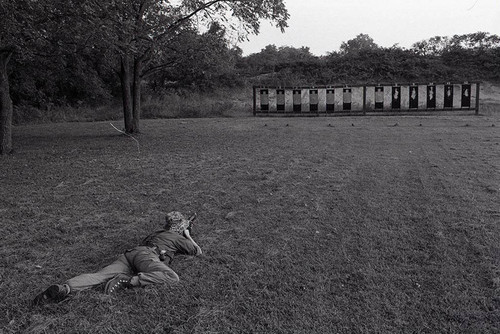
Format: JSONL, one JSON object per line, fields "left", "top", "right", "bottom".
{"left": 150, "top": 245, "right": 169, "bottom": 262}
{"left": 151, "top": 246, "right": 161, "bottom": 255}
{"left": 128, "top": 245, "right": 170, "bottom": 262}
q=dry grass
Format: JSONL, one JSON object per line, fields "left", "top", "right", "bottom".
{"left": 12, "top": 88, "right": 253, "bottom": 126}
{"left": 142, "top": 88, "right": 252, "bottom": 119}
{"left": 1, "top": 111, "right": 500, "bottom": 333}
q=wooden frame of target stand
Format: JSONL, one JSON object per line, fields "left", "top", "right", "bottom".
{"left": 253, "top": 82, "right": 480, "bottom": 116}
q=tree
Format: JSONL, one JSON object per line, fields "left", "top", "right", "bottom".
{"left": 339, "top": 33, "right": 379, "bottom": 55}
{"left": 1, "top": 0, "right": 288, "bottom": 153}
{"left": 81, "top": 0, "right": 289, "bottom": 134}
{"left": 411, "top": 32, "right": 500, "bottom": 81}
{"left": 412, "top": 32, "right": 500, "bottom": 56}
{"left": 0, "top": 0, "right": 110, "bottom": 154}
{"left": 0, "top": 47, "right": 13, "bottom": 154}
{"left": 449, "top": 32, "right": 500, "bottom": 50}
{"left": 147, "top": 22, "right": 242, "bottom": 91}
{"left": 240, "top": 45, "right": 316, "bottom": 80}
{"left": 0, "top": 0, "right": 36, "bottom": 154}
{"left": 411, "top": 36, "right": 450, "bottom": 56}
{"left": 277, "top": 46, "right": 315, "bottom": 64}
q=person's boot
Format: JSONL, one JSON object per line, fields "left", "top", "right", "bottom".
{"left": 33, "top": 284, "right": 70, "bottom": 306}
{"left": 105, "top": 274, "right": 133, "bottom": 294}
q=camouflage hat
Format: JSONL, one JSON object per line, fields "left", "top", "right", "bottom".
{"left": 165, "top": 211, "right": 190, "bottom": 234}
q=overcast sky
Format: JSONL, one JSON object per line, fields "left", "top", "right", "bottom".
{"left": 237, "top": 0, "right": 500, "bottom": 56}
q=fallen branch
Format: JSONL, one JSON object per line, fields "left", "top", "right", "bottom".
{"left": 110, "top": 123, "right": 140, "bottom": 154}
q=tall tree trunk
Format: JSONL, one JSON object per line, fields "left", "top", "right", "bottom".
{"left": 0, "top": 49, "right": 13, "bottom": 155}
{"left": 132, "top": 57, "right": 142, "bottom": 133}
{"left": 119, "top": 55, "right": 133, "bottom": 133}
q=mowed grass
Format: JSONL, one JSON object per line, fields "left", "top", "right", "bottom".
{"left": 1, "top": 113, "right": 500, "bottom": 333}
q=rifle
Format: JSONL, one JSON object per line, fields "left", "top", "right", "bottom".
{"left": 186, "top": 213, "right": 197, "bottom": 233}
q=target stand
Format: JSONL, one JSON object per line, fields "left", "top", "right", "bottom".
{"left": 253, "top": 82, "right": 480, "bottom": 116}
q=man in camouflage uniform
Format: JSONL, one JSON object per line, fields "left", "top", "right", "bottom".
{"left": 33, "top": 211, "right": 202, "bottom": 305}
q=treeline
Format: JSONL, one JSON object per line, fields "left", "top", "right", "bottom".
{"left": 240, "top": 33, "right": 500, "bottom": 86}
{"left": 7, "top": 31, "right": 500, "bottom": 110}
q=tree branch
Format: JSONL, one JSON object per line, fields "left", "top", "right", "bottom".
{"left": 155, "top": 0, "right": 226, "bottom": 41}
{"left": 141, "top": 60, "right": 178, "bottom": 78}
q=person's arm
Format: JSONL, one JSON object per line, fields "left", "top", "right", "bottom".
{"left": 183, "top": 229, "right": 202, "bottom": 255}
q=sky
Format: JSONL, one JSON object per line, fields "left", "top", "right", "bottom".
{"left": 237, "top": 0, "right": 500, "bottom": 56}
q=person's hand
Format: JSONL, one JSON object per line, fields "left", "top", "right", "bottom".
{"left": 183, "top": 229, "right": 202, "bottom": 255}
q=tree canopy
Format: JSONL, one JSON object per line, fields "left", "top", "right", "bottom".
{"left": 0, "top": 0, "right": 289, "bottom": 153}
{"left": 339, "top": 33, "right": 379, "bottom": 55}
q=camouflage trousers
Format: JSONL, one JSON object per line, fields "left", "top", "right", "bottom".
{"left": 66, "top": 246, "right": 179, "bottom": 292}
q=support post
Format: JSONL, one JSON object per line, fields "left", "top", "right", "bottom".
{"left": 253, "top": 86, "right": 257, "bottom": 116}
{"left": 475, "top": 82, "right": 480, "bottom": 115}
{"left": 362, "top": 86, "right": 367, "bottom": 115}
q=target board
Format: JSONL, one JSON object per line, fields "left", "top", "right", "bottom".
{"left": 254, "top": 82, "right": 480, "bottom": 115}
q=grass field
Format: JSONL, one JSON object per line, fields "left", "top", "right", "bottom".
{"left": 1, "top": 111, "right": 500, "bottom": 333}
